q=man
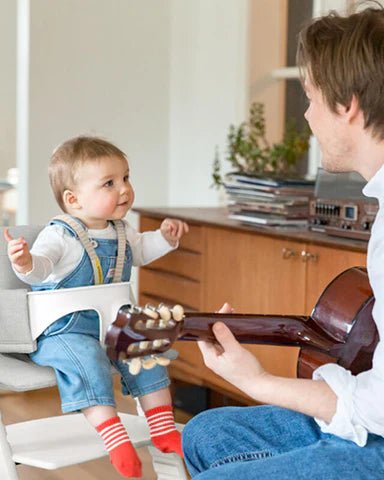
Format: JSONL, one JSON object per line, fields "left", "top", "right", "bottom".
{"left": 182, "top": 5, "right": 384, "bottom": 479}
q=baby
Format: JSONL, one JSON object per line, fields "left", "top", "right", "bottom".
{"left": 4, "top": 135, "right": 189, "bottom": 478}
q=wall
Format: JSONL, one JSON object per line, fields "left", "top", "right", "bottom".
{"left": 13, "top": 0, "right": 251, "bottom": 222}
{"left": 22, "top": 0, "right": 172, "bottom": 224}
{"left": 0, "top": 0, "right": 16, "bottom": 179}
{"left": 168, "top": 0, "right": 249, "bottom": 206}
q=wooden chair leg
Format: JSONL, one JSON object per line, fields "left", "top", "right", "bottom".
{"left": 0, "top": 411, "right": 19, "bottom": 480}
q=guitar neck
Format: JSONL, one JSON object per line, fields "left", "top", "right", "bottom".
{"left": 179, "top": 313, "right": 337, "bottom": 353}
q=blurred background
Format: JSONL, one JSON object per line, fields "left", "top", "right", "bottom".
{"left": 1, "top": 0, "right": 357, "bottom": 227}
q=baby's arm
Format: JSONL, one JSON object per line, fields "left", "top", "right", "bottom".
{"left": 4, "top": 226, "right": 66, "bottom": 284}
{"left": 125, "top": 219, "right": 189, "bottom": 266}
{"left": 160, "top": 218, "right": 189, "bottom": 247}
{"left": 4, "top": 228, "right": 33, "bottom": 274}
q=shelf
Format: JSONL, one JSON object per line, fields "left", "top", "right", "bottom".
{"left": 271, "top": 66, "right": 300, "bottom": 80}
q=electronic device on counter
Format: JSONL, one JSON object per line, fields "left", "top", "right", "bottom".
{"left": 309, "top": 169, "right": 378, "bottom": 241}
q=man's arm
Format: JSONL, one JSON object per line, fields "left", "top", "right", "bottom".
{"left": 198, "top": 319, "right": 337, "bottom": 423}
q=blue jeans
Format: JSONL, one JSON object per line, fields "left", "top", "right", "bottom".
{"left": 182, "top": 406, "right": 384, "bottom": 479}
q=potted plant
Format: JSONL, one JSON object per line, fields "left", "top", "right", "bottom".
{"left": 212, "top": 102, "right": 310, "bottom": 187}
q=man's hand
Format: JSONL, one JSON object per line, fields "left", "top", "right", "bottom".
{"left": 198, "top": 303, "right": 269, "bottom": 390}
{"left": 3, "top": 228, "right": 33, "bottom": 274}
{"left": 198, "top": 303, "right": 337, "bottom": 422}
{"left": 160, "top": 218, "right": 189, "bottom": 247}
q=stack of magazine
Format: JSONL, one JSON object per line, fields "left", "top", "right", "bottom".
{"left": 224, "top": 173, "right": 315, "bottom": 228}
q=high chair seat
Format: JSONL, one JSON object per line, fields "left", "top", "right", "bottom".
{"left": 0, "top": 353, "right": 56, "bottom": 391}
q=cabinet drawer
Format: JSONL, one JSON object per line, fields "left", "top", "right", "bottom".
{"left": 140, "top": 216, "right": 204, "bottom": 253}
{"left": 149, "top": 249, "right": 202, "bottom": 281}
{"left": 139, "top": 269, "right": 202, "bottom": 310}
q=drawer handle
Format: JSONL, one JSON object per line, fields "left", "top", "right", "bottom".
{"left": 301, "top": 250, "right": 319, "bottom": 262}
{"left": 282, "top": 248, "right": 297, "bottom": 259}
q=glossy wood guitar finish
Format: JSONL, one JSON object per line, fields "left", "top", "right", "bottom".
{"left": 105, "top": 267, "right": 379, "bottom": 378}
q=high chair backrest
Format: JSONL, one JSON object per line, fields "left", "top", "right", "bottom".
{"left": 0, "top": 226, "right": 43, "bottom": 353}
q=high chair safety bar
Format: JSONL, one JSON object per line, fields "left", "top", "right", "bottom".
{"left": 27, "top": 281, "right": 134, "bottom": 343}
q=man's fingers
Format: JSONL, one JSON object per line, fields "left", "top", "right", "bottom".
{"left": 212, "top": 322, "right": 238, "bottom": 351}
{"left": 217, "top": 302, "right": 234, "bottom": 314}
{"left": 197, "top": 339, "right": 221, "bottom": 359}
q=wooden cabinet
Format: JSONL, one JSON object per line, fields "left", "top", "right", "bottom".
{"left": 203, "top": 227, "right": 306, "bottom": 314}
{"left": 303, "top": 244, "right": 366, "bottom": 312}
{"left": 136, "top": 209, "right": 367, "bottom": 404}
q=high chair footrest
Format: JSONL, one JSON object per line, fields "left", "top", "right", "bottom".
{"left": 6, "top": 412, "right": 152, "bottom": 470}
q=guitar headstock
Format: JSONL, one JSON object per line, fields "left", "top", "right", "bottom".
{"left": 105, "top": 303, "right": 185, "bottom": 375}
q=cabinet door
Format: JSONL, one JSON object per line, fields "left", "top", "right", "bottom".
{"left": 204, "top": 226, "right": 306, "bottom": 314}
{"left": 304, "top": 244, "right": 367, "bottom": 313}
{"left": 203, "top": 227, "right": 305, "bottom": 380}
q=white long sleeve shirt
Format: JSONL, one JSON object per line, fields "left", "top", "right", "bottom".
{"left": 16, "top": 220, "right": 174, "bottom": 285}
{"left": 313, "top": 165, "right": 384, "bottom": 446}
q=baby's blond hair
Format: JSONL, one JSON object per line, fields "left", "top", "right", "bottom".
{"left": 49, "top": 135, "right": 127, "bottom": 212}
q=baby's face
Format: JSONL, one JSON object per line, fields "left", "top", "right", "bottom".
{"left": 71, "top": 155, "right": 134, "bottom": 229}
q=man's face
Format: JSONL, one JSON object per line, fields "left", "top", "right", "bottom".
{"left": 304, "top": 79, "right": 354, "bottom": 173}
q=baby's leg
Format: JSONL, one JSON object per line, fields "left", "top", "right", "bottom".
{"left": 83, "top": 403, "right": 142, "bottom": 478}
{"left": 32, "top": 332, "right": 142, "bottom": 477}
{"left": 140, "top": 387, "right": 183, "bottom": 457}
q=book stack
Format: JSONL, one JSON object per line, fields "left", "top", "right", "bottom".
{"left": 223, "top": 173, "right": 315, "bottom": 228}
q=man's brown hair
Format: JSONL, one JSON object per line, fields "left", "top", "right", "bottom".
{"left": 297, "top": 3, "right": 384, "bottom": 139}
{"left": 49, "top": 135, "right": 127, "bottom": 212}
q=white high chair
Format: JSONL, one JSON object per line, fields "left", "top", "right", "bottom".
{"left": 0, "top": 225, "right": 187, "bottom": 479}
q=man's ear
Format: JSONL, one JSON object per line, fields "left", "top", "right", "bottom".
{"left": 340, "top": 95, "right": 361, "bottom": 124}
{"left": 62, "top": 189, "right": 81, "bottom": 211}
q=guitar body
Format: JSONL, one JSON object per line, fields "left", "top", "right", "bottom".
{"left": 105, "top": 267, "right": 379, "bottom": 378}
{"left": 300, "top": 266, "right": 377, "bottom": 377}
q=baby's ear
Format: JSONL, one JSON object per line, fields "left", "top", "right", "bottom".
{"left": 62, "top": 189, "right": 80, "bottom": 210}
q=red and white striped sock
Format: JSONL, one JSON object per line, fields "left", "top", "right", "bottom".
{"left": 145, "top": 405, "right": 183, "bottom": 457}
{"left": 96, "top": 416, "right": 142, "bottom": 478}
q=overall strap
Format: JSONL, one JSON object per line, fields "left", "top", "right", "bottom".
{"left": 110, "top": 219, "right": 126, "bottom": 283}
{"left": 52, "top": 214, "right": 103, "bottom": 284}
{"left": 52, "top": 215, "right": 127, "bottom": 284}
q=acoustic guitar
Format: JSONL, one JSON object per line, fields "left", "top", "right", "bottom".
{"left": 105, "top": 266, "right": 379, "bottom": 378}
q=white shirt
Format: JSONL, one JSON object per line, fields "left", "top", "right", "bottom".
{"left": 16, "top": 220, "right": 174, "bottom": 285}
{"left": 313, "top": 164, "right": 384, "bottom": 446}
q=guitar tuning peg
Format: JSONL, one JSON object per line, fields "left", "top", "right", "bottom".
{"left": 159, "top": 319, "right": 168, "bottom": 329}
{"left": 172, "top": 304, "right": 184, "bottom": 322}
{"left": 143, "top": 304, "right": 159, "bottom": 319}
{"left": 128, "top": 357, "right": 142, "bottom": 375}
{"left": 141, "top": 357, "right": 157, "bottom": 370}
{"left": 145, "top": 319, "right": 156, "bottom": 328}
{"left": 139, "top": 341, "right": 150, "bottom": 351}
{"left": 153, "top": 355, "right": 171, "bottom": 366}
{"left": 153, "top": 339, "right": 163, "bottom": 348}
{"left": 134, "top": 320, "right": 145, "bottom": 330}
{"left": 158, "top": 304, "right": 171, "bottom": 321}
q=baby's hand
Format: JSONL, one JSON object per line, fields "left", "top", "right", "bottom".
{"left": 3, "top": 228, "right": 33, "bottom": 274}
{"left": 160, "top": 218, "right": 189, "bottom": 247}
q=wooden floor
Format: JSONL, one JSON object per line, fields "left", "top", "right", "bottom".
{"left": 0, "top": 377, "right": 191, "bottom": 479}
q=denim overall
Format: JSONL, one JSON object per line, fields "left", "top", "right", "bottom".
{"left": 30, "top": 217, "right": 170, "bottom": 413}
